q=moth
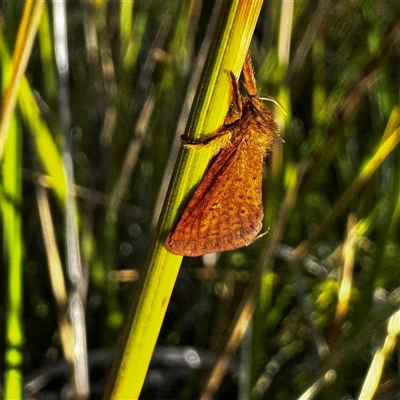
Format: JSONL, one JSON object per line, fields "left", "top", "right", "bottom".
{"left": 166, "top": 53, "right": 280, "bottom": 257}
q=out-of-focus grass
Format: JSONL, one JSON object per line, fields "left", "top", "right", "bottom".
{"left": 1, "top": 1, "right": 400, "bottom": 399}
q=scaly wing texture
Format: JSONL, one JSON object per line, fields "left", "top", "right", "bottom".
{"left": 166, "top": 124, "right": 272, "bottom": 257}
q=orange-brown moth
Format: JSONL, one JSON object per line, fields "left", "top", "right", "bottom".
{"left": 166, "top": 53, "right": 280, "bottom": 257}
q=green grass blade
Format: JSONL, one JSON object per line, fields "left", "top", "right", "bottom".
{"left": 104, "top": 1, "right": 264, "bottom": 398}
{"left": 0, "top": 0, "right": 45, "bottom": 161}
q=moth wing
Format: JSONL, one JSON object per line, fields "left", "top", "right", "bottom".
{"left": 166, "top": 133, "right": 265, "bottom": 257}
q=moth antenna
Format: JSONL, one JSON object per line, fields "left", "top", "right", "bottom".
{"left": 260, "top": 96, "right": 287, "bottom": 116}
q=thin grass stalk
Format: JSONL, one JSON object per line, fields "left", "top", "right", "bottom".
{"left": 52, "top": 0, "right": 88, "bottom": 396}
{"left": 104, "top": 1, "right": 264, "bottom": 398}
{"left": 121, "top": 9, "right": 147, "bottom": 72}
{"left": 119, "top": 0, "right": 134, "bottom": 64}
{"left": 358, "top": 310, "right": 400, "bottom": 399}
{"left": 35, "top": 184, "right": 75, "bottom": 363}
{"left": 327, "top": 214, "right": 356, "bottom": 349}
{"left": 18, "top": 80, "right": 67, "bottom": 201}
{"left": 288, "top": 0, "right": 331, "bottom": 80}
{"left": 37, "top": 4, "right": 57, "bottom": 104}
{"left": 298, "top": 371, "right": 337, "bottom": 400}
{"left": 2, "top": 112, "right": 23, "bottom": 400}
{"left": 2, "top": 11, "right": 23, "bottom": 387}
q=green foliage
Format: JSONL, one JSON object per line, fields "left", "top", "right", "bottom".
{"left": 1, "top": 0, "right": 400, "bottom": 399}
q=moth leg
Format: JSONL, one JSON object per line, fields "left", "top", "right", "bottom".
{"left": 182, "top": 129, "right": 232, "bottom": 153}
{"left": 224, "top": 71, "right": 243, "bottom": 125}
{"left": 242, "top": 52, "right": 257, "bottom": 96}
{"left": 179, "top": 67, "right": 242, "bottom": 151}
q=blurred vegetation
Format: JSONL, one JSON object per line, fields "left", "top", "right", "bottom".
{"left": 1, "top": 0, "right": 400, "bottom": 399}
